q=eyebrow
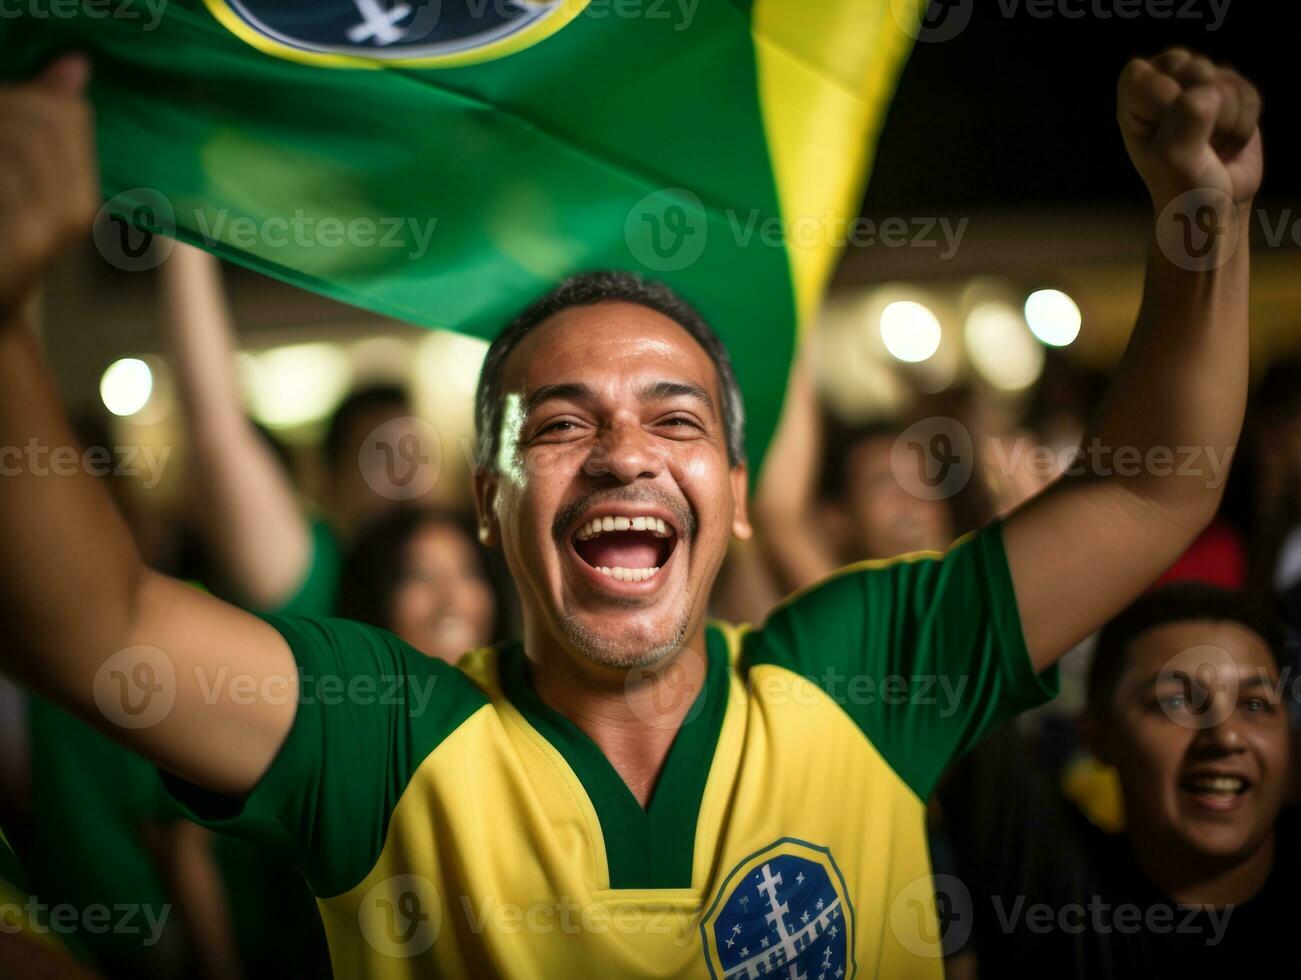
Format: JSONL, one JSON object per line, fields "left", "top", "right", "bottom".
{"left": 522, "top": 383, "right": 592, "bottom": 416}
{"left": 522, "top": 380, "right": 717, "bottom": 418}
{"left": 641, "top": 380, "right": 716, "bottom": 418}
{"left": 1144, "top": 669, "right": 1277, "bottom": 691}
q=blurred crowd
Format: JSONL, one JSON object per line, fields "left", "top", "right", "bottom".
{"left": 1, "top": 241, "right": 1297, "bottom": 979}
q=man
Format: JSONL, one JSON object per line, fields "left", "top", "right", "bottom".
{"left": 952, "top": 585, "right": 1295, "bottom": 977}
{"left": 0, "top": 48, "right": 1261, "bottom": 977}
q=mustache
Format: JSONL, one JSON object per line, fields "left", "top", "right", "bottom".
{"left": 552, "top": 486, "right": 696, "bottom": 543}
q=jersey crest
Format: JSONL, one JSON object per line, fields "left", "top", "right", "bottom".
{"left": 702, "top": 839, "right": 855, "bottom": 980}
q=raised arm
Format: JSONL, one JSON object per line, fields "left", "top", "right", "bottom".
{"left": 752, "top": 342, "right": 841, "bottom": 593}
{"left": 161, "top": 242, "right": 312, "bottom": 610}
{"left": 0, "top": 57, "right": 295, "bottom": 797}
{"left": 1005, "top": 49, "right": 1261, "bottom": 671}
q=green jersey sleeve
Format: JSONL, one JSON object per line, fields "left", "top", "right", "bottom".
{"left": 161, "top": 615, "right": 487, "bottom": 898}
{"left": 744, "top": 520, "right": 1058, "bottom": 801}
{"left": 262, "top": 519, "right": 343, "bottom": 618}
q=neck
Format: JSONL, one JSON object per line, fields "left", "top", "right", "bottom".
{"left": 1130, "top": 826, "right": 1275, "bottom": 907}
{"left": 524, "top": 619, "right": 710, "bottom": 808}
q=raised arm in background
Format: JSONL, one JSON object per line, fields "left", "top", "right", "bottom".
{"left": 1005, "top": 49, "right": 1262, "bottom": 671}
{"left": 0, "top": 56, "right": 296, "bottom": 798}
{"left": 751, "top": 343, "right": 841, "bottom": 594}
{"left": 160, "top": 242, "right": 312, "bottom": 610}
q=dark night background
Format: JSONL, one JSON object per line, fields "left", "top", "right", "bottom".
{"left": 868, "top": 0, "right": 1295, "bottom": 213}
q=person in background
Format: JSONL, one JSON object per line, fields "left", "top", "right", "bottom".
{"left": 751, "top": 348, "right": 958, "bottom": 602}
{"left": 946, "top": 584, "right": 1296, "bottom": 978}
{"left": 160, "top": 243, "right": 436, "bottom": 616}
{"left": 335, "top": 508, "right": 502, "bottom": 664}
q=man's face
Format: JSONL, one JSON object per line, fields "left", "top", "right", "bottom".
{"left": 475, "top": 302, "right": 750, "bottom": 669}
{"left": 1097, "top": 619, "right": 1291, "bottom": 861}
{"left": 845, "top": 436, "right": 952, "bottom": 559}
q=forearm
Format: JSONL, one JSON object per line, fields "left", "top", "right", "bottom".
{"left": 0, "top": 316, "right": 147, "bottom": 690}
{"left": 1007, "top": 214, "right": 1251, "bottom": 666}
{"left": 161, "top": 246, "right": 310, "bottom": 608}
{"left": 1084, "top": 214, "right": 1249, "bottom": 518}
{"left": 753, "top": 345, "right": 840, "bottom": 592}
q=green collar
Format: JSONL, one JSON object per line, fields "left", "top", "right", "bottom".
{"left": 498, "top": 626, "right": 730, "bottom": 890}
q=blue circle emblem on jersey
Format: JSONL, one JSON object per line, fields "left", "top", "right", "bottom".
{"left": 206, "top": 1, "right": 587, "bottom": 67}
{"left": 702, "top": 839, "right": 855, "bottom": 980}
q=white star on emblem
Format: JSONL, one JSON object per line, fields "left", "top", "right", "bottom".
{"left": 740, "top": 947, "right": 748, "bottom": 957}
{"left": 732, "top": 924, "right": 742, "bottom": 935}
{"left": 815, "top": 899, "right": 824, "bottom": 911}
{"left": 761, "top": 937, "right": 769, "bottom": 948}
{"left": 726, "top": 938, "right": 734, "bottom": 949}
{"left": 796, "top": 872, "right": 804, "bottom": 885}
{"left": 801, "top": 911, "right": 810, "bottom": 924}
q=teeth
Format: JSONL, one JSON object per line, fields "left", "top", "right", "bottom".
{"left": 574, "top": 515, "right": 675, "bottom": 540}
{"left": 596, "top": 565, "right": 661, "bottom": 582}
{"left": 1186, "top": 776, "right": 1245, "bottom": 794}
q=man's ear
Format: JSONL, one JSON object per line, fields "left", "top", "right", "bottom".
{"left": 730, "top": 463, "right": 752, "bottom": 541}
{"left": 473, "top": 466, "right": 500, "bottom": 547}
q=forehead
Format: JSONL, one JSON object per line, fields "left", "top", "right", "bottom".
{"left": 500, "top": 302, "right": 720, "bottom": 401}
{"left": 1124, "top": 619, "right": 1278, "bottom": 683}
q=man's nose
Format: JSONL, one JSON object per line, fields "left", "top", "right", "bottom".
{"left": 584, "top": 421, "right": 665, "bottom": 483}
{"left": 1193, "top": 710, "right": 1248, "bottom": 753}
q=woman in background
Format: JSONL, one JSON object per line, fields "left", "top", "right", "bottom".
{"left": 336, "top": 508, "right": 503, "bottom": 664}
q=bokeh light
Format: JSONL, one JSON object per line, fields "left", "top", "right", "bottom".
{"left": 880, "top": 300, "right": 942, "bottom": 363}
{"left": 100, "top": 358, "right": 154, "bottom": 417}
{"left": 1024, "top": 288, "right": 1082, "bottom": 347}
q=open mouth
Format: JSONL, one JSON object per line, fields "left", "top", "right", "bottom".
{"left": 571, "top": 514, "right": 678, "bottom": 583}
{"left": 1178, "top": 773, "right": 1252, "bottom": 809}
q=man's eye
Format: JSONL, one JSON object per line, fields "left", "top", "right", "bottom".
{"left": 1159, "top": 694, "right": 1188, "bottom": 713}
{"left": 539, "top": 420, "right": 577, "bottom": 435}
{"left": 658, "top": 416, "right": 700, "bottom": 430}
{"left": 1244, "top": 697, "right": 1269, "bottom": 713}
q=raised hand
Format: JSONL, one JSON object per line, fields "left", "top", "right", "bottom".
{"left": 1117, "top": 48, "right": 1262, "bottom": 213}
{"left": 0, "top": 54, "right": 98, "bottom": 321}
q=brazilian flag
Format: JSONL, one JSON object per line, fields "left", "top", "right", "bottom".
{"left": 1, "top": 0, "right": 922, "bottom": 464}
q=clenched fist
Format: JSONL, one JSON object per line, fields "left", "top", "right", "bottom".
{"left": 1118, "top": 49, "right": 1262, "bottom": 214}
{"left": 0, "top": 55, "right": 99, "bottom": 322}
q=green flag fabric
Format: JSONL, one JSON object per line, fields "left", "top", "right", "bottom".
{"left": 1, "top": 0, "right": 921, "bottom": 466}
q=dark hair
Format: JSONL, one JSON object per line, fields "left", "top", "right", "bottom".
{"left": 323, "top": 384, "right": 409, "bottom": 472}
{"left": 334, "top": 508, "right": 499, "bottom": 635}
{"left": 1086, "top": 583, "right": 1285, "bottom": 711}
{"left": 473, "top": 271, "right": 745, "bottom": 473}
{"left": 819, "top": 418, "right": 904, "bottom": 502}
